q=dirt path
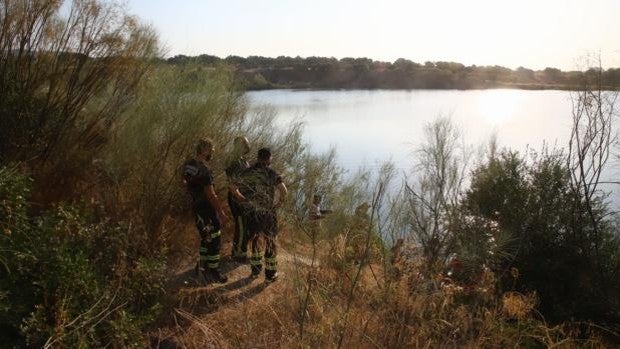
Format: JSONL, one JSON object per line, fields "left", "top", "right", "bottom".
{"left": 151, "top": 242, "right": 319, "bottom": 348}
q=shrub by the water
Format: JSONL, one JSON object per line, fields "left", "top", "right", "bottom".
{"left": 465, "top": 149, "right": 620, "bottom": 323}
{"left": 1, "top": 1, "right": 619, "bottom": 346}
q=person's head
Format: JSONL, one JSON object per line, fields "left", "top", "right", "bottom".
{"left": 233, "top": 136, "right": 250, "bottom": 156}
{"left": 312, "top": 194, "right": 322, "bottom": 205}
{"left": 196, "top": 138, "right": 214, "bottom": 161}
{"left": 257, "top": 147, "right": 272, "bottom": 165}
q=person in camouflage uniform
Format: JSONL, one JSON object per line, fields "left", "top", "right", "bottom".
{"left": 240, "top": 148, "right": 287, "bottom": 283}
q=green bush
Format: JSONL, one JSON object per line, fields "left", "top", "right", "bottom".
{"left": 464, "top": 150, "right": 620, "bottom": 323}
{"left": 0, "top": 167, "right": 166, "bottom": 348}
{"left": 0, "top": 0, "right": 159, "bottom": 164}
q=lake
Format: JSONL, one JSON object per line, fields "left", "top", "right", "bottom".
{"left": 246, "top": 89, "right": 619, "bottom": 206}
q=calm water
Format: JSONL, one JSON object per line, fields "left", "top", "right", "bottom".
{"left": 246, "top": 89, "right": 619, "bottom": 206}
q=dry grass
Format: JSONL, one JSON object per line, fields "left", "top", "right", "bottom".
{"left": 151, "top": 228, "right": 614, "bottom": 349}
{"left": 502, "top": 291, "right": 538, "bottom": 321}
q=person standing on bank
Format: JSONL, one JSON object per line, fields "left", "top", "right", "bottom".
{"left": 241, "top": 148, "right": 287, "bottom": 283}
{"left": 309, "top": 194, "right": 332, "bottom": 236}
{"left": 183, "top": 138, "right": 229, "bottom": 283}
{"left": 226, "top": 136, "right": 251, "bottom": 263}
{"left": 309, "top": 194, "right": 333, "bottom": 222}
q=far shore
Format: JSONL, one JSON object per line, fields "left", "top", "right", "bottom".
{"left": 245, "top": 83, "right": 620, "bottom": 92}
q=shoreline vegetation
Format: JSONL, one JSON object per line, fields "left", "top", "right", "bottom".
{"left": 166, "top": 54, "right": 620, "bottom": 91}
{"left": 2, "top": 1, "right": 620, "bottom": 347}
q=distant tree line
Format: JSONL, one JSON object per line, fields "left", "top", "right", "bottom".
{"left": 165, "top": 54, "right": 620, "bottom": 90}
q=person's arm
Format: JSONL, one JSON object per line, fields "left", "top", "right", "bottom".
{"left": 273, "top": 182, "right": 288, "bottom": 209}
{"left": 205, "top": 185, "right": 229, "bottom": 226}
{"left": 226, "top": 162, "right": 247, "bottom": 202}
{"left": 228, "top": 183, "right": 247, "bottom": 202}
{"left": 229, "top": 184, "right": 247, "bottom": 202}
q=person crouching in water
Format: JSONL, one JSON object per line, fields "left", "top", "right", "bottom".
{"left": 226, "top": 136, "right": 251, "bottom": 263}
{"left": 183, "top": 138, "right": 229, "bottom": 283}
{"left": 242, "top": 148, "right": 287, "bottom": 282}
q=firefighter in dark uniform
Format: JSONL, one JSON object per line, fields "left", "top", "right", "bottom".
{"left": 240, "top": 148, "right": 287, "bottom": 282}
{"left": 225, "top": 136, "right": 251, "bottom": 263}
{"left": 183, "top": 138, "right": 229, "bottom": 283}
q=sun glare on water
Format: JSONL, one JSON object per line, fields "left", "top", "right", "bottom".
{"left": 477, "top": 90, "right": 523, "bottom": 125}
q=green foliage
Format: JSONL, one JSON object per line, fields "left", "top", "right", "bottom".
{"left": 449, "top": 214, "right": 512, "bottom": 287}
{"left": 165, "top": 54, "right": 620, "bottom": 91}
{"left": 464, "top": 149, "right": 620, "bottom": 322}
{"left": 286, "top": 149, "right": 343, "bottom": 224}
{"left": 0, "top": 0, "right": 160, "bottom": 164}
{"left": 105, "top": 65, "right": 246, "bottom": 239}
{"left": 104, "top": 64, "right": 314, "bottom": 242}
{"left": 0, "top": 167, "right": 166, "bottom": 348}
{"left": 251, "top": 73, "right": 273, "bottom": 89}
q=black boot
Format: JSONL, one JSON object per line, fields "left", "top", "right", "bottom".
{"left": 250, "top": 267, "right": 261, "bottom": 279}
{"left": 250, "top": 262, "right": 263, "bottom": 279}
{"left": 265, "top": 271, "right": 279, "bottom": 283}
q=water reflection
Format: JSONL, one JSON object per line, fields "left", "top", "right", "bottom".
{"left": 248, "top": 89, "right": 574, "bottom": 170}
{"left": 246, "top": 89, "right": 618, "bottom": 207}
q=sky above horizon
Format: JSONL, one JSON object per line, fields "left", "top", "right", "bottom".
{"left": 127, "top": 0, "right": 620, "bottom": 71}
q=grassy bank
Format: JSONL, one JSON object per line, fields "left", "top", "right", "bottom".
{"left": 1, "top": 1, "right": 619, "bottom": 347}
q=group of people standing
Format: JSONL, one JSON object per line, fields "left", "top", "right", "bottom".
{"left": 183, "top": 136, "right": 287, "bottom": 284}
